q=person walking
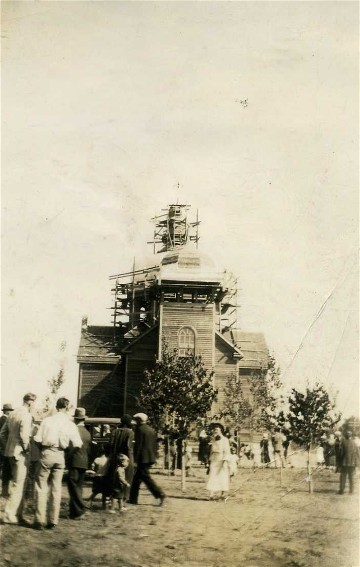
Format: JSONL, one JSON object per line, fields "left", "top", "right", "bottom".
{"left": 107, "top": 414, "right": 134, "bottom": 502}
{"left": 66, "top": 407, "right": 92, "bottom": 520}
{"left": 338, "top": 431, "right": 359, "bottom": 495}
{"left": 0, "top": 403, "right": 14, "bottom": 498}
{"left": 206, "top": 424, "right": 231, "bottom": 500}
{"left": 33, "top": 397, "right": 82, "bottom": 530}
{"left": 129, "top": 413, "right": 166, "bottom": 506}
{"left": 0, "top": 393, "right": 36, "bottom": 525}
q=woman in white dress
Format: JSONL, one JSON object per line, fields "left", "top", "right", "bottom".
{"left": 206, "top": 425, "right": 231, "bottom": 500}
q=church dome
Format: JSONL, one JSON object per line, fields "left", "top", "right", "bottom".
{"left": 158, "top": 246, "right": 221, "bottom": 283}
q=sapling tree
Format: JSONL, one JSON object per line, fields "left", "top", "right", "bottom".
{"left": 138, "top": 342, "right": 217, "bottom": 489}
{"left": 286, "top": 382, "right": 341, "bottom": 492}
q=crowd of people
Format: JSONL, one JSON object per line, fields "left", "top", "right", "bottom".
{"left": 0, "top": 395, "right": 165, "bottom": 530}
{"left": 0, "top": 395, "right": 359, "bottom": 529}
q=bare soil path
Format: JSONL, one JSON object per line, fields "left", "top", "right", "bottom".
{"left": 0, "top": 467, "right": 358, "bottom": 567}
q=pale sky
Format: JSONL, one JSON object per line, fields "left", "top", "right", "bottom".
{"left": 1, "top": 1, "right": 358, "bottom": 417}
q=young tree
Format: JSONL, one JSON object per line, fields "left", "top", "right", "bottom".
{"left": 137, "top": 343, "right": 217, "bottom": 489}
{"left": 220, "top": 354, "right": 283, "bottom": 439}
{"left": 42, "top": 367, "right": 65, "bottom": 416}
{"left": 286, "top": 382, "right": 341, "bottom": 492}
{"left": 138, "top": 343, "right": 217, "bottom": 437}
{"left": 219, "top": 373, "right": 253, "bottom": 431}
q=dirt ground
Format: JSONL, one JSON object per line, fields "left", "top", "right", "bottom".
{"left": 0, "top": 464, "right": 359, "bottom": 567}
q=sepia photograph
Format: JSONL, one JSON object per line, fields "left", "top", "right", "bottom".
{"left": 1, "top": 1, "right": 359, "bottom": 566}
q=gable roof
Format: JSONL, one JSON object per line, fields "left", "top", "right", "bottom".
{"left": 122, "top": 324, "right": 159, "bottom": 353}
{"left": 222, "top": 330, "right": 268, "bottom": 369}
{"left": 77, "top": 325, "right": 124, "bottom": 364}
{"left": 215, "top": 331, "right": 243, "bottom": 359}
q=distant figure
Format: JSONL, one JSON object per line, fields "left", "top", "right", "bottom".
{"left": 0, "top": 403, "right": 14, "bottom": 498}
{"left": 66, "top": 407, "right": 92, "bottom": 520}
{"left": 0, "top": 393, "right": 37, "bottom": 525}
{"left": 316, "top": 444, "right": 325, "bottom": 467}
{"left": 272, "top": 428, "right": 286, "bottom": 468}
{"left": 184, "top": 445, "right": 193, "bottom": 477}
{"left": 34, "top": 397, "right": 82, "bottom": 529}
{"left": 229, "top": 447, "right": 239, "bottom": 477}
{"left": 198, "top": 430, "right": 210, "bottom": 467}
{"left": 206, "top": 424, "right": 231, "bottom": 500}
{"left": 110, "top": 454, "right": 130, "bottom": 513}
{"left": 129, "top": 413, "right": 166, "bottom": 506}
{"left": 260, "top": 434, "right": 270, "bottom": 465}
{"left": 334, "top": 431, "right": 342, "bottom": 473}
{"left": 338, "top": 431, "right": 359, "bottom": 495}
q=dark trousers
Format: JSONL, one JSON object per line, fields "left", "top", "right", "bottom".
{"left": 129, "top": 464, "right": 164, "bottom": 503}
{"left": 67, "top": 468, "right": 88, "bottom": 518}
{"left": 340, "top": 466, "right": 355, "bottom": 494}
{"left": 1, "top": 456, "right": 12, "bottom": 497}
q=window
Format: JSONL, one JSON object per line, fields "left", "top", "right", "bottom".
{"left": 178, "top": 326, "right": 195, "bottom": 357}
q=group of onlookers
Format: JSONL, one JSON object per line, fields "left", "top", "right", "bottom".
{"left": 0, "top": 396, "right": 166, "bottom": 530}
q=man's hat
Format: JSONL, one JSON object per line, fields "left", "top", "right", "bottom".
{"left": 2, "top": 403, "right": 13, "bottom": 412}
{"left": 73, "top": 407, "right": 87, "bottom": 420}
{"left": 133, "top": 413, "right": 148, "bottom": 423}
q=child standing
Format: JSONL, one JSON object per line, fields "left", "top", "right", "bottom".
{"left": 88, "top": 445, "right": 111, "bottom": 509}
{"left": 110, "top": 454, "right": 130, "bottom": 513}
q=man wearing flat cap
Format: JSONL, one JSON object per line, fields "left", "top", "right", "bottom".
{"left": 0, "top": 403, "right": 14, "bottom": 498}
{"left": 129, "top": 413, "right": 166, "bottom": 506}
{"left": 66, "top": 407, "right": 92, "bottom": 520}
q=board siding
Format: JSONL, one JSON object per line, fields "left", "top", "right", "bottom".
{"left": 161, "top": 303, "right": 214, "bottom": 368}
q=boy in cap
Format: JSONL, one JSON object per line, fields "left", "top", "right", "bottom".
{"left": 129, "top": 413, "right": 166, "bottom": 506}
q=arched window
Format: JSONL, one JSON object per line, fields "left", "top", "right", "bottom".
{"left": 178, "top": 326, "right": 195, "bottom": 357}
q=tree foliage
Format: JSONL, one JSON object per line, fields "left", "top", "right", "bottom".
{"left": 42, "top": 367, "right": 65, "bottom": 415}
{"left": 137, "top": 343, "right": 217, "bottom": 438}
{"left": 220, "top": 354, "right": 283, "bottom": 433}
{"left": 286, "top": 382, "right": 341, "bottom": 449}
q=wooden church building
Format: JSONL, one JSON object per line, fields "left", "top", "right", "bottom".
{"left": 77, "top": 205, "right": 268, "bottom": 419}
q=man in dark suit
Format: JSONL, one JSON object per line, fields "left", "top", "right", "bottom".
{"left": 338, "top": 430, "right": 359, "bottom": 495}
{"left": 66, "top": 407, "right": 92, "bottom": 519}
{"left": 129, "top": 413, "right": 166, "bottom": 506}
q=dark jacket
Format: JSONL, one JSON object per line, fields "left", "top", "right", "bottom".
{"left": 339, "top": 438, "right": 359, "bottom": 468}
{"left": 67, "top": 425, "right": 92, "bottom": 469}
{"left": 134, "top": 423, "right": 158, "bottom": 465}
{"left": 108, "top": 427, "right": 134, "bottom": 460}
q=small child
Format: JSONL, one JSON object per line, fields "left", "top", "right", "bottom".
{"left": 184, "top": 445, "right": 192, "bottom": 477}
{"left": 229, "top": 447, "right": 239, "bottom": 477}
{"left": 88, "top": 445, "right": 111, "bottom": 509}
{"left": 110, "top": 454, "right": 130, "bottom": 513}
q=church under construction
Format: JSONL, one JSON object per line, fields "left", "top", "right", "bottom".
{"left": 77, "top": 204, "right": 268, "bottom": 423}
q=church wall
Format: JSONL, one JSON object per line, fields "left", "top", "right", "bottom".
{"left": 124, "top": 327, "right": 158, "bottom": 414}
{"left": 214, "top": 335, "right": 238, "bottom": 414}
{"left": 78, "top": 363, "right": 123, "bottom": 417}
{"left": 161, "top": 302, "right": 215, "bottom": 368}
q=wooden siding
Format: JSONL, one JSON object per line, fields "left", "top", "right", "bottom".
{"left": 78, "top": 363, "right": 123, "bottom": 417}
{"left": 214, "top": 334, "right": 238, "bottom": 414}
{"left": 125, "top": 327, "right": 158, "bottom": 414}
{"left": 161, "top": 303, "right": 215, "bottom": 368}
